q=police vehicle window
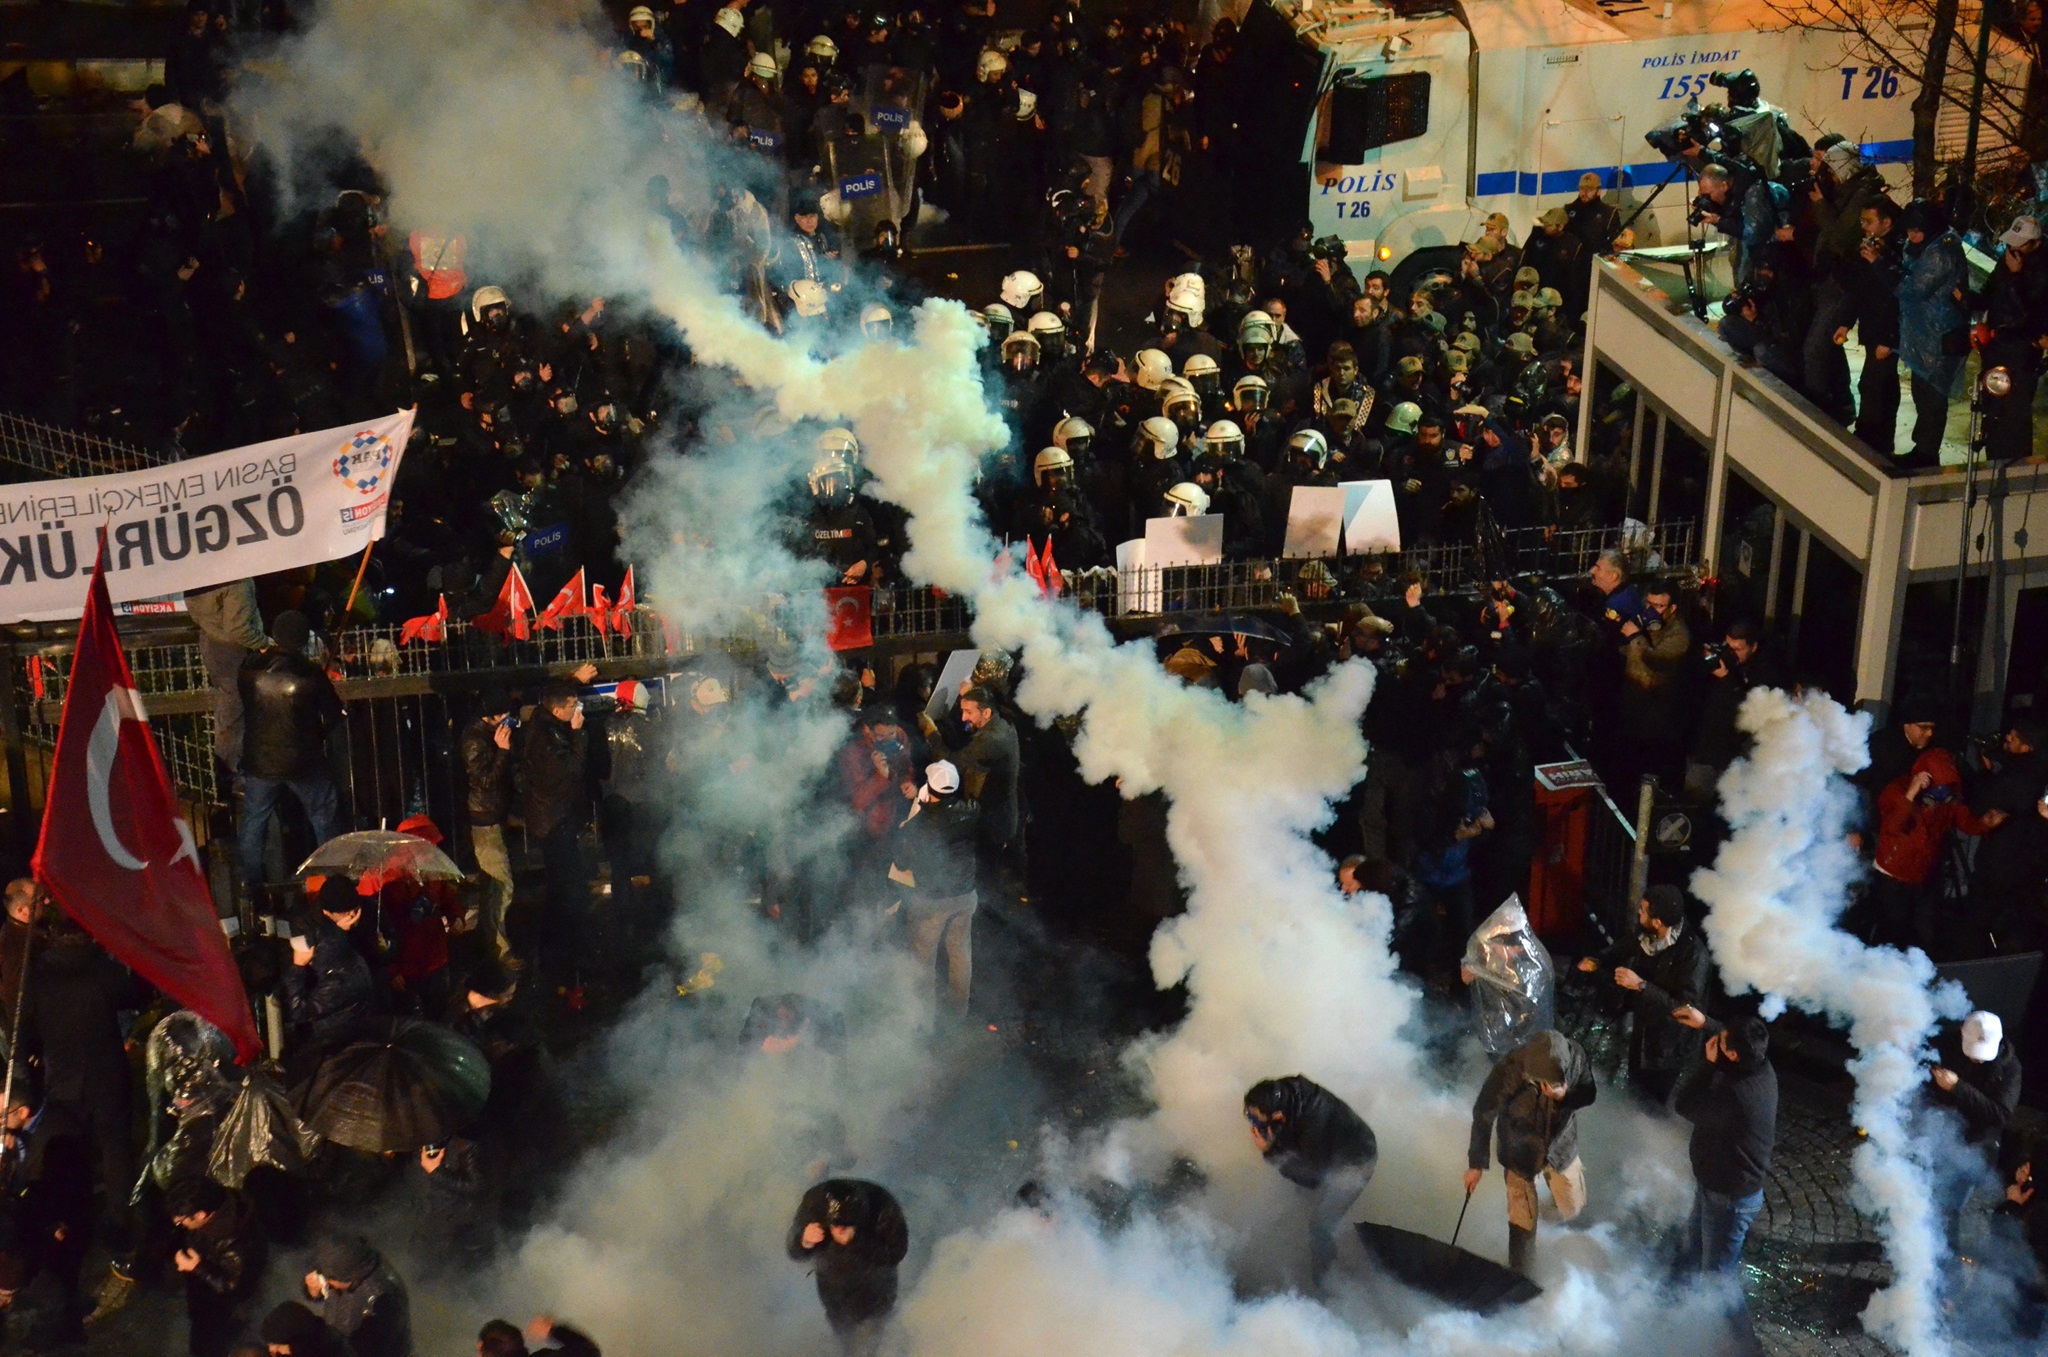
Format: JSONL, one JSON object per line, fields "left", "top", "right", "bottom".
{"left": 1323, "top": 72, "right": 1430, "bottom": 161}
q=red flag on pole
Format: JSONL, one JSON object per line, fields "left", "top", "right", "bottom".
{"left": 473, "top": 561, "right": 535, "bottom": 641}
{"left": 398, "top": 594, "right": 449, "bottom": 644}
{"left": 588, "top": 583, "right": 612, "bottom": 637}
{"left": 1023, "top": 538, "right": 1048, "bottom": 597}
{"left": 32, "top": 554, "right": 260, "bottom": 1062}
{"left": 824, "top": 586, "right": 873, "bottom": 651}
{"left": 536, "top": 568, "right": 587, "bottom": 632}
{"left": 611, "top": 566, "right": 636, "bottom": 636}
{"left": 1041, "top": 540, "right": 1064, "bottom": 598}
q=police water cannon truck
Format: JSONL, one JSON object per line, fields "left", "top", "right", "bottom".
{"left": 1233, "top": 0, "right": 2028, "bottom": 294}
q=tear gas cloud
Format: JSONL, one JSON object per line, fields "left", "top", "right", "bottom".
{"left": 235, "top": 5, "right": 1992, "bottom": 1356}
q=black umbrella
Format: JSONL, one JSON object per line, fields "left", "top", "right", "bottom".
{"left": 1356, "top": 1209, "right": 1543, "bottom": 1313}
{"left": 297, "top": 1020, "right": 491, "bottom": 1153}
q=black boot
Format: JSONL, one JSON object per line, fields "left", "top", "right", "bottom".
{"left": 1508, "top": 1224, "right": 1536, "bottom": 1274}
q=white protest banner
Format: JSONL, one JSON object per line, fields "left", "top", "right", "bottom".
{"left": 1143, "top": 514, "right": 1224, "bottom": 567}
{"left": 1338, "top": 479, "right": 1402, "bottom": 554}
{"left": 0, "top": 411, "right": 415, "bottom": 623}
{"left": 1282, "top": 485, "right": 1347, "bottom": 558}
{"left": 1115, "top": 538, "right": 1157, "bottom": 614}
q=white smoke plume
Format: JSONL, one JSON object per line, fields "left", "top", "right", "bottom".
{"left": 1690, "top": 687, "right": 1967, "bottom": 1357}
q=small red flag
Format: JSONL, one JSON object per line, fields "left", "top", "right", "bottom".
{"left": 474, "top": 561, "right": 535, "bottom": 641}
{"left": 588, "top": 583, "right": 612, "bottom": 637}
{"left": 824, "top": 586, "right": 873, "bottom": 651}
{"left": 1041, "top": 539, "right": 1064, "bottom": 598}
{"left": 399, "top": 594, "right": 449, "bottom": 644}
{"left": 1023, "top": 538, "right": 1048, "bottom": 597}
{"left": 32, "top": 551, "right": 261, "bottom": 1061}
{"left": 611, "top": 566, "right": 636, "bottom": 636}
{"left": 536, "top": 568, "right": 588, "bottom": 632}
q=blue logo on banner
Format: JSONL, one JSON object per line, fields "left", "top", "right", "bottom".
{"left": 839, "top": 171, "right": 883, "bottom": 199}
{"left": 872, "top": 106, "right": 910, "bottom": 132}
{"left": 525, "top": 522, "right": 570, "bottom": 557}
{"left": 748, "top": 128, "right": 782, "bottom": 151}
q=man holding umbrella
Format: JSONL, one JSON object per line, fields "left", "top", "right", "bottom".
{"left": 1464, "top": 1029, "right": 1597, "bottom": 1274}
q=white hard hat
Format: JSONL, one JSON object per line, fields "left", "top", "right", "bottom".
{"left": 470, "top": 285, "right": 509, "bottom": 320}
{"left": 1165, "top": 284, "right": 1204, "bottom": 328}
{"left": 1203, "top": 420, "right": 1245, "bottom": 456}
{"left": 1133, "top": 348, "right": 1172, "bottom": 390}
{"left": 1164, "top": 481, "right": 1211, "bottom": 515}
{"left": 1052, "top": 415, "right": 1094, "bottom": 450}
{"left": 1169, "top": 271, "right": 1206, "bottom": 303}
{"left": 1238, "top": 309, "right": 1277, "bottom": 343}
{"left": 1033, "top": 446, "right": 1074, "bottom": 486}
{"left": 788, "top": 279, "right": 828, "bottom": 318}
{"left": 804, "top": 34, "right": 839, "bottom": 61}
{"left": 817, "top": 427, "right": 860, "bottom": 461}
{"left": 747, "top": 51, "right": 779, "bottom": 81}
{"left": 1160, "top": 382, "right": 1200, "bottom": 421}
{"left": 1385, "top": 401, "right": 1422, "bottom": 435}
{"left": 982, "top": 301, "right": 1013, "bottom": 330}
{"left": 977, "top": 48, "right": 1009, "bottom": 82}
{"left": 628, "top": 6, "right": 656, "bottom": 24}
{"left": 1232, "top": 374, "right": 1269, "bottom": 408}
{"left": 861, "top": 303, "right": 893, "bottom": 335}
{"left": 1139, "top": 416, "right": 1180, "bottom": 458}
{"left": 1015, "top": 89, "right": 1038, "bottom": 121}
{"left": 713, "top": 6, "right": 744, "bottom": 37}
{"left": 1026, "top": 310, "right": 1065, "bottom": 338}
{"left": 1288, "top": 428, "right": 1329, "bottom": 468}
{"left": 902, "top": 120, "right": 928, "bottom": 159}
{"left": 999, "top": 270, "right": 1043, "bottom": 310}
{"left": 1183, "top": 352, "right": 1220, "bottom": 381}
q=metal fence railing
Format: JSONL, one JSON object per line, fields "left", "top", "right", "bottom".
{"left": 0, "top": 409, "right": 173, "bottom": 481}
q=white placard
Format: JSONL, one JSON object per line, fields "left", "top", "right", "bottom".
{"left": 1338, "top": 479, "right": 1402, "bottom": 554}
{"left": 0, "top": 411, "right": 416, "bottom": 622}
{"left": 1142, "top": 515, "right": 1224, "bottom": 567}
{"left": 1282, "top": 485, "right": 1347, "bottom": 559}
{"left": 1116, "top": 538, "right": 1157, "bottom": 614}
{"left": 925, "top": 648, "right": 982, "bottom": 717}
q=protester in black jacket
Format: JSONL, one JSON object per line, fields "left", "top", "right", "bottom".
{"left": 1576, "top": 885, "right": 1711, "bottom": 1104}
{"left": 787, "top": 1179, "right": 909, "bottom": 1356}
{"left": 1968, "top": 218, "right": 2048, "bottom": 461}
{"left": 459, "top": 688, "right": 519, "bottom": 963}
{"left": 1671, "top": 1013, "right": 1778, "bottom": 1276}
{"left": 1928, "top": 1012, "right": 2023, "bottom": 1160}
{"left": 1847, "top": 198, "right": 1905, "bottom": 454}
{"left": 1466, "top": 1029, "right": 1597, "bottom": 1272}
{"left": 283, "top": 877, "right": 377, "bottom": 1055}
{"left": 169, "top": 1178, "right": 266, "bottom": 1357}
{"left": 1245, "top": 1076, "right": 1378, "bottom": 1285}
{"left": 236, "top": 611, "right": 346, "bottom": 895}
{"left": 890, "top": 760, "right": 982, "bottom": 1014}
{"left": 520, "top": 678, "right": 595, "bottom": 985}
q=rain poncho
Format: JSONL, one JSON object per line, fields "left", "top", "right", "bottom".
{"left": 1462, "top": 896, "right": 1555, "bottom": 1058}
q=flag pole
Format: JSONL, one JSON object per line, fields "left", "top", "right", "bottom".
{"left": 1, "top": 900, "right": 36, "bottom": 1156}
{"left": 341, "top": 541, "right": 377, "bottom": 621}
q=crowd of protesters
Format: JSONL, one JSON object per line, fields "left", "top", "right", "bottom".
{"left": 2, "top": 2, "right": 2048, "bottom": 1353}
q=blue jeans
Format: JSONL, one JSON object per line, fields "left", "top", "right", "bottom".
{"left": 239, "top": 772, "right": 344, "bottom": 888}
{"left": 1681, "top": 1185, "right": 1764, "bottom": 1275}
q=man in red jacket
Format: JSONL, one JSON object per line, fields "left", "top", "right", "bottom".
{"left": 1868, "top": 748, "right": 2005, "bottom": 950}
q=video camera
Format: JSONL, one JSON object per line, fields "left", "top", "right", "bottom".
{"left": 1644, "top": 105, "right": 1729, "bottom": 161}
{"left": 1706, "top": 68, "right": 1762, "bottom": 111}
{"left": 1308, "top": 234, "right": 1347, "bottom": 264}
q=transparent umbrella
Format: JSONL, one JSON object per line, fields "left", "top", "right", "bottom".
{"left": 297, "top": 831, "right": 461, "bottom": 893}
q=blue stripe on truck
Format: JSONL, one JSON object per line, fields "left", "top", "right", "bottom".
{"left": 1472, "top": 143, "right": 1914, "bottom": 199}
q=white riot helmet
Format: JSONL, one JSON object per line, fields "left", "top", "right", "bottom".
{"left": 1385, "top": 401, "right": 1422, "bottom": 435}
{"left": 804, "top": 33, "right": 839, "bottom": 63}
{"left": 1138, "top": 416, "right": 1180, "bottom": 460}
{"left": 808, "top": 452, "right": 853, "bottom": 500}
{"left": 1183, "top": 352, "right": 1221, "bottom": 398}
{"left": 1052, "top": 415, "right": 1094, "bottom": 457}
{"left": 1237, "top": 310, "right": 1277, "bottom": 366}
{"left": 861, "top": 303, "right": 893, "bottom": 338}
{"left": 1164, "top": 284, "right": 1204, "bottom": 331}
{"left": 977, "top": 48, "right": 1009, "bottom": 83}
{"left": 1160, "top": 381, "right": 1201, "bottom": 428}
{"left": 1164, "top": 481, "right": 1211, "bottom": 516}
{"left": 1133, "top": 348, "right": 1172, "bottom": 391}
{"left": 901, "top": 118, "right": 929, "bottom": 159}
{"left": 628, "top": 6, "right": 657, "bottom": 29}
{"left": 1015, "top": 89, "right": 1039, "bottom": 122}
{"left": 787, "top": 279, "right": 828, "bottom": 318}
{"left": 817, "top": 427, "right": 860, "bottom": 463}
{"left": 981, "top": 301, "right": 1014, "bottom": 341}
{"left": 1231, "top": 374, "right": 1270, "bottom": 412}
{"left": 999, "top": 270, "right": 1044, "bottom": 312}
{"left": 470, "top": 285, "right": 510, "bottom": 322}
{"left": 1000, "top": 330, "right": 1041, "bottom": 372}
{"left": 712, "top": 5, "right": 744, "bottom": 37}
{"left": 1287, "top": 428, "right": 1329, "bottom": 469}
{"left": 747, "top": 51, "right": 779, "bottom": 83}
{"left": 1170, "top": 272, "right": 1207, "bottom": 305}
{"left": 817, "top": 188, "right": 851, "bottom": 225}
{"left": 1203, "top": 420, "right": 1245, "bottom": 459}
{"left": 1032, "top": 446, "right": 1074, "bottom": 488}
{"left": 615, "top": 49, "right": 651, "bottom": 79}
{"left": 1026, "top": 309, "right": 1066, "bottom": 360}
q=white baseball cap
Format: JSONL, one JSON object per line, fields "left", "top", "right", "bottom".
{"left": 2000, "top": 216, "right": 2042, "bottom": 249}
{"left": 1960, "top": 1010, "right": 2002, "bottom": 1062}
{"left": 925, "top": 760, "right": 960, "bottom": 795}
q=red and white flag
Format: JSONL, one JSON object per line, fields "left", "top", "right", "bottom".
{"left": 32, "top": 554, "right": 260, "bottom": 1061}
{"left": 588, "top": 583, "right": 612, "bottom": 637}
{"left": 611, "top": 566, "right": 636, "bottom": 636}
{"left": 536, "top": 568, "right": 587, "bottom": 632}
{"left": 824, "top": 585, "right": 873, "bottom": 651}
{"left": 473, "top": 561, "right": 535, "bottom": 641}
{"left": 1040, "top": 539, "right": 1064, "bottom": 599}
{"left": 398, "top": 594, "right": 448, "bottom": 644}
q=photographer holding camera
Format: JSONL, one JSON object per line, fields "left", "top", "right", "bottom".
{"left": 1842, "top": 198, "right": 1905, "bottom": 454}
{"left": 1800, "top": 137, "right": 1889, "bottom": 424}
{"left": 1686, "top": 620, "right": 1786, "bottom": 799}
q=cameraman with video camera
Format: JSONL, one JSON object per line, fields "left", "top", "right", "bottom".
{"left": 1800, "top": 137, "right": 1889, "bottom": 424}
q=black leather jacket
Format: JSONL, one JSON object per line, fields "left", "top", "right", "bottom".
{"left": 519, "top": 708, "right": 588, "bottom": 840}
{"left": 459, "top": 718, "right": 514, "bottom": 827}
{"left": 238, "top": 648, "right": 344, "bottom": 780}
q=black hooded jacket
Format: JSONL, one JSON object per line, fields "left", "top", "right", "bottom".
{"left": 239, "top": 647, "right": 345, "bottom": 780}
{"left": 1245, "top": 1076, "right": 1378, "bottom": 1189}
{"left": 788, "top": 1179, "right": 910, "bottom": 1326}
{"left": 1673, "top": 1044, "right": 1779, "bottom": 1198}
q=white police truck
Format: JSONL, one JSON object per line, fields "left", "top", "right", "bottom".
{"left": 1246, "top": 0, "right": 2026, "bottom": 291}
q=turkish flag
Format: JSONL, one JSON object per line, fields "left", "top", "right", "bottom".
{"left": 536, "top": 568, "right": 587, "bottom": 632}
{"left": 473, "top": 561, "right": 535, "bottom": 641}
{"left": 588, "top": 583, "right": 612, "bottom": 638}
{"left": 1041, "top": 540, "right": 1064, "bottom": 598}
{"left": 32, "top": 557, "right": 260, "bottom": 1061}
{"left": 399, "top": 594, "right": 448, "bottom": 644}
{"left": 611, "top": 566, "right": 636, "bottom": 636}
{"left": 824, "top": 586, "right": 873, "bottom": 651}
